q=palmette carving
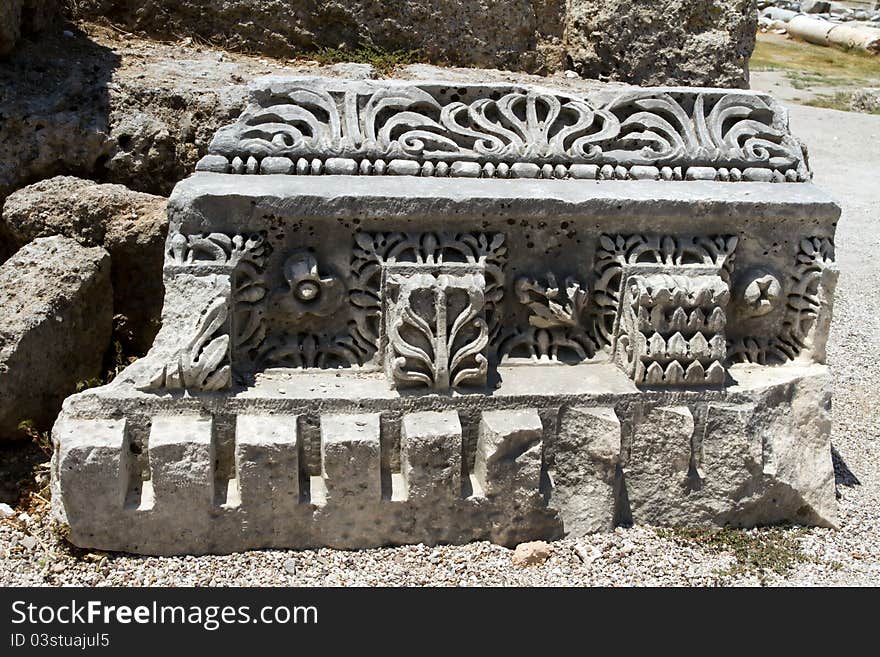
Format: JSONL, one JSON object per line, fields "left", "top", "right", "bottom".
{"left": 350, "top": 231, "right": 506, "bottom": 365}
{"left": 200, "top": 80, "right": 809, "bottom": 180}
{"left": 386, "top": 272, "right": 489, "bottom": 391}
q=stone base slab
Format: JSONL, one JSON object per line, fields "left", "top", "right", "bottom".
{"left": 51, "top": 362, "right": 836, "bottom": 555}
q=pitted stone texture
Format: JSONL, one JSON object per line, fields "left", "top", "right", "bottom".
{"left": 401, "top": 411, "right": 462, "bottom": 500}
{"left": 2, "top": 177, "right": 168, "bottom": 352}
{"left": 565, "top": 0, "right": 757, "bottom": 88}
{"left": 550, "top": 406, "right": 621, "bottom": 535}
{"left": 0, "top": 236, "right": 112, "bottom": 439}
{"left": 475, "top": 410, "right": 544, "bottom": 498}
{"left": 746, "top": 373, "right": 837, "bottom": 527}
{"left": 320, "top": 413, "right": 382, "bottom": 503}
{"left": 50, "top": 365, "right": 838, "bottom": 554}
{"left": 0, "top": 0, "right": 60, "bottom": 58}
{"left": 235, "top": 415, "right": 300, "bottom": 525}
{"left": 624, "top": 405, "right": 695, "bottom": 525}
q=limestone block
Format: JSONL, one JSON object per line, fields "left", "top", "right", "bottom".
{"left": 235, "top": 415, "right": 300, "bottom": 511}
{"left": 2, "top": 177, "right": 168, "bottom": 352}
{"left": 148, "top": 416, "right": 214, "bottom": 510}
{"left": 0, "top": 236, "right": 112, "bottom": 438}
{"left": 44, "top": 75, "right": 841, "bottom": 554}
{"left": 475, "top": 410, "right": 543, "bottom": 497}
{"left": 625, "top": 406, "right": 695, "bottom": 525}
{"left": 53, "top": 417, "right": 129, "bottom": 522}
{"left": 551, "top": 406, "right": 621, "bottom": 535}
{"left": 320, "top": 413, "right": 382, "bottom": 503}
{"left": 400, "top": 411, "right": 462, "bottom": 500}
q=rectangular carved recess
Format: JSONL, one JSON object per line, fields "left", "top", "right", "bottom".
{"left": 152, "top": 224, "right": 835, "bottom": 393}
{"left": 179, "top": 223, "right": 832, "bottom": 391}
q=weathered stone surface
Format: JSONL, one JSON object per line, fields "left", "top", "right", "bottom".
{"left": 625, "top": 406, "right": 695, "bottom": 525}
{"left": 69, "top": 1, "right": 756, "bottom": 85}
{"left": 0, "top": 28, "right": 249, "bottom": 203}
{"left": 2, "top": 177, "right": 167, "bottom": 352}
{"left": 320, "top": 413, "right": 382, "bottom": 503}
{"left": 475, "top": 410, "right": 544, "bottom": 497}
{"left": 550, "top": 406, "right": 621, "bottom": 535}
{"left": 565, "top": 1, "right": 757, "bottom": 87}
{"left": 49, "top": 77, "right": 839, "bottom": 555}
{"left": 0, "top": 236, "right": 112, "bottom": 438}
{"left": 401, "top": 411, "right": 462, "bottom": 500}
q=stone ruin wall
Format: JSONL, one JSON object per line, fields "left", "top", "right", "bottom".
{"left": 66, "top": 1, "right": 758, "bottom": 87}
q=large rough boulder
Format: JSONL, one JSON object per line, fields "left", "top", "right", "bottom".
{"left": 0, "top": 25, "right": 606, "bottom": 215}
{"left": 0, "top": 236, "right": 112, "bottom": 439}
{"left": 0, "top": 0, "right": 61, "bottom": 57}
{"left": 2, "top": 177, "right": 167, "bottom": 353}
{"left": 68, "top": 1, "right": 756, "bottom": 86}
{"left": 565, "top": 0, "right": 757, "bottom": 87}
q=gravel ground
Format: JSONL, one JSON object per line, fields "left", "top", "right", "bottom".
{"left": 1, "top": 101, "right": 878, "bottom": 588}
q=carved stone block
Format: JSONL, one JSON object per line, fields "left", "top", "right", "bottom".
{"left": 385, "top": 270, "right": 489, "bottom": 391}
{"left": 235, "top": 415, "right": 300, "bottom": 514}
{"left": 475, "top": 409, "right": 544, "bottom": 497}
{"left": 400, "top": 411, "right": 462, "bottom": 500}
{"left": 148, "top": 416, "right": 215, "bottom": 511}
{"left": 624, "top": 406, "right": 695, "bottom": 525}
{"left": 551, "top": 407, "right": 621, "bottom": 535}
{"left": 320, "top": 413, "right": 382, "bottom": 503}
{"left": 616, "top": 273, "right": 730, "bottom": 385}
{"left": 50, "top": 77, "right": 841, "bottom": 554}
{"left": 53, "top": 418, "right": 129, "bottom": 520}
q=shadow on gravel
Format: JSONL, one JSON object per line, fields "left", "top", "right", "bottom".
{"left": 832, "top": 444, "right": 861, "bottom": 492}
{"left": 0, "top": 439, "right": 49, "bottom": 507}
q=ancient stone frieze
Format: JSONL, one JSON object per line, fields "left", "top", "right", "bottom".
{"left": 51, "top": 77, "right": 841, "bottom": 554}
{"left": 197, "top": 79, "right": 809, "bottom": 182}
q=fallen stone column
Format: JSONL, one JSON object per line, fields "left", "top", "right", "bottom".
{"left": 51, "top": 77, "right": 840, "bottom": 555}
{"left": 789, "top": 14, "right": 880, "bottom": 51}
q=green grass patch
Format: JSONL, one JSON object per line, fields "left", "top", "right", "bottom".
{"left": 751, "top": 33, "right": 880, "bottom": 85}
{"left": 804, "top": 90, "right": 880, "bottom": 113}
{"left": 657, "top": 526, "right": 835, "bottom": 582}
{"left": 309, "top": 44, "right": 424, "bottom": 76}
